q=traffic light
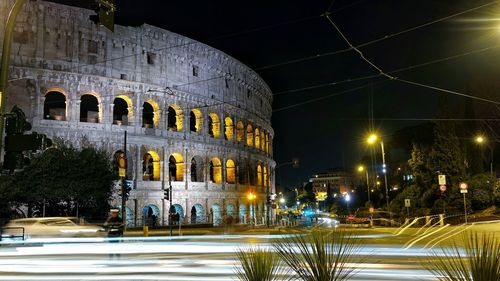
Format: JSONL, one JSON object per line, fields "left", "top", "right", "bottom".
{"left": 89, "top": 0, "right": 116, "bottom": 32}
{"left": 164, "top": 188, "right": 170, "bottom": 200}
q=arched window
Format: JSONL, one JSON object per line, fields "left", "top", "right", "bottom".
{"left": 190, "top": 109, "right": 203, "bottom": 133}
{"left": 113, "top": 96, "right": 131, "bottom": 125}
{"left": 266, "top": 133, "right": 270, "bottom": 154}
{"left": 143, "top": 151, "right": 160, "bottom": 181}
{"left": 167, "top": 104, "right": 183, "bottom": 131}
{"left": 169, "top": 153, "right": 184, "bottom": 181}
{"left": 190, "top": 156, "right": 205, "bottom": 182}
{"left": 224, "top": 117, "right": 234, "bottom": 141}
{"left": 208, "top": 113, "right": 220, "bottom": 138}
{"left": 80, "top": 94, "right": 99, "bottom": 123}
{"left": 44, "top": 91, "right": 66, "bottom": 121}
{"left": 142, "top": 102, "right": 154, "bottom": 128}
{"left": 209, "top": 157, "right": 222, "bottom": 183}
{"left": 236, "top": 121, "right": 244, "bottom": 143}
{"left": 257, "top": 165, "right": 262, "bottom": 186}
{"left": 254, "top": 128, "right": 260, "bottom": 149}
{"left": 226, "top": 159, "right": 236, "bottom": 184}
{"left": 261, "top": 130, "right": 266, "bottom": 151}
{"left": 263, "top": 166, "right": 268, "bottom": 187}
{"left": 246, "top": 124, "right": 254, "bottom": 146}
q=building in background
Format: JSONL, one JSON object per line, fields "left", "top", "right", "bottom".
{"left": 310, "top": 169, "right": 352, "bottom": 208}
{"left": 0, "top": 0, "right": 275, "bottom": 226}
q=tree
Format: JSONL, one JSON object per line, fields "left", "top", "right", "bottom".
{"left": 3, "top": 139, "right": 118, "bottom": 219}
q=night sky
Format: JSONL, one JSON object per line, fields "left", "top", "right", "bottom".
{"left": 56, "top": 0, "right": 500, "bottom": 187}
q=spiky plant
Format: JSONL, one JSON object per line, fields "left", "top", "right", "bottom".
{"left": 426, "top": 231, "right": 500, "bottom": 281}
{"left": 274, "top": 229, "right": 362, "bottom": 281}
{"left": 234, "top": 246, "right": 284, "bottom": 281}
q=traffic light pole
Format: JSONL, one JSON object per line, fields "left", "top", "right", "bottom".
{"left": 0, "top": 0, "right": 27, "bottom": 163}
{"left": 121, "top": 130, "right": 127, "bottom": 227}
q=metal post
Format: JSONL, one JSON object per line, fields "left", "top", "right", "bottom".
{"left": 490, "top": 147, "right": 494, "bottom": 177}
{"left": 0, "top": 0, "right": 27, "bottom": 163}
{"left": 266, "top": 185, "right": 270, "bottom": 227}
{"left": 380, "top": 141, "right": 390, "bottom": 222}
{"left": 121, "top": 131, "right": 127, "bottom": 227}
{"left": 168, "top": 169, "right": 173, "bottom": 236}
{"left": 463, "top": 193, "right": 467, "bottom": 225}
{"left": 365, "top": 169, "right": 370, "bottom": 204}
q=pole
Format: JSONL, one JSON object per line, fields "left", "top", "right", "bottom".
{"left": 365, "top": 170, "right": 370, "bottom": 204}
{"left": 380, "top": 141, "right": 390, "bottom": 222}
{"left": 463, "top": 193, "right": 467, "bottom": 224}
{"left": 490, "top": 147, "right": 494, "bottom": 177}
{"left": 266, "top": 185, "right": 270, "bottom": 227}
{"left": 168, "top": 169, "right": 173, "bottom": 236}
{"left": 0, "top": 0, "right": 27, "bottom": 163}
{"left": 121, "top": 130, "right": 127, "bottom": 227}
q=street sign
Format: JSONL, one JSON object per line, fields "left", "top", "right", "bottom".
{"left": 439, "top": 185, "right": 446, "bottom": 192}
{"left": 404, "top": 199, "right": 411, "bottom": 208}
{"left": 438, "top": 175, "right": 446, "bottom": 185}
{"left": 460, "top": 182, "right": 468, "bottom": 194}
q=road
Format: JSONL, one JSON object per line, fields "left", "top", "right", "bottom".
{"left": 0, "top": 221, "right": 498, "bottom": 281}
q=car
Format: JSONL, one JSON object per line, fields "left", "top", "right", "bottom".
{"left": 317, "top": 216, "right": 340, "bottom": 228}
{"left": 2, "top": 217, "right": 106, "bottom": 239}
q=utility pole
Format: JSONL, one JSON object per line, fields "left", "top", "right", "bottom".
{"left": 0, "top": 0, "right": 27, "bottom": 163}
{"left": 121, "top": 131, "right": 127, "bottom": 226}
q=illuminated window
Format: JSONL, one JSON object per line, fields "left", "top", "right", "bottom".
{"left": 257, "top": 165, "right": 262, "bottom": 186}
{"left": 44, "top": 91, "right": 66, "bottom": 121}
{"left": 167, "top": 104, "right": 183, "bottom": 131}
{"left": 261, "top": 130, "right": 266, "bottom": 151}
{"left": 143, "top": 151, "right": 160, "bottom": 181}
{"left": 246, "top": 124, "right": 254, "bottom": 146}
{"left": 79, "top": 94, "right": 99, "bottom": 123}
{"left": 254, "top": 128, "right": 260, "bottom": 149}
{"left": 263, "top": 166, "right": 268, "bottom": 187}
{"left": 142, "top": 102, "right": 154, "bottom": 128}
{"left": 190, "top": 109, "right": 203, "bottom": 133}
{"left": 113, "top": 96, "right": 131, "bottom": 125}
{"left": 265, "top": 134, "right": 270, "bottom": 154}
{"left": 224, "top": 117, "right": 234, "bottom": 141}
{"left": 169, "top": 153, "right": 184, "bottom": 181}
{"left": 208, "top": 113, "right": 220, "bottom": 138}
{"left": 236, "top": 121, "right": 244, "bottom": 143}
{"left": 209, "top": 158, "right": 222, "bottom": 183}
{"left": 226, "top": 159, "right": 236, "bottom": 184}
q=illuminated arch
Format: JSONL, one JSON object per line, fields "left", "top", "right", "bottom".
{"left": 226, "top": 159, "right": 236, "bottom": 184}
{"left": 257, "top": 164, "right": 262, "bottom": 186}
{"left": 208, "top": 113, "right": 221, "bottom": 138}
{"left": 79, "top": 93, "right": 100, "bottom": 123}
{"left": 236, "top": 121, "right": 244, "bottom": 143}
{"left": 146, "top": 100, "right": 160, "bottom": 128}
{"left": 113, "top": 95, "right": 133, "bottom": 125}
{"left": 142, "top": 100, "right": 160, "bottom": 128}
{"left": 263, "top": 166, "right": 268, "bottom": 187}
{"left": 254, "top": 128, "right": 260, "bottom": 149}
{"left": 143, "top": 151, "right": 160, "bottom": 181}
{"left": 190, "top": 156, "right": 204, "bottom": 182}
{"left": 265, "top": 133, "right": 270, "bottom": 154}
{"left": 189, "top": 108, "right": 203, "bottom": 133}
{"left": 44, "top": 90, "right": 67, "bottom": 121}
{"left": 261, "top": 130, "right": 266, "bottom": 151}
{"left": 246, "top": 124, "right": 254, "bottom": 146}
{"left": 167, "top": 104, "right": 183, "bottom": 131}
{"left": 209, "top": 157, "right": 222, "bottom": 183}
{"left": 224, "top": 117, "right": 234, "bottom": 141}
{"left": 169, "top": 153, "right": 184, "bottom": 181}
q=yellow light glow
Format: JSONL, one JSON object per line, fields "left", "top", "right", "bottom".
{"left": 367, "top": 134, "right": 378, "bottom": 144}
{"left": 247, "top": 192, "right": 256, "bottom": 200}
{"left": 475, "top": 136, "right": 485, "bottom": 144}
{"left": 357, "top": 165, "right": 365, "bottom": 172}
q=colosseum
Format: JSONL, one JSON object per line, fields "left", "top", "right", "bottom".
{"left": 0, "top": 0, "right": 275, "bottom": 226}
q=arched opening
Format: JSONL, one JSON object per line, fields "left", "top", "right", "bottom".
{"left": 238, "top": 161, "right": 248, "bottom": 185}
{"left": 209, "top": 157, "right": 222, "bottom": 183}
{"left": 226, "top": 203, "right": 235, "bottom": 217}
{"left": 169, "top": 153, "right": 184, "bottom": 181}
{"left": 208, "top": 112, "right": 220, "bottom": 138}
{"left": 226, "top": 159, "right": 236, "bottom": 184}
{"left": 210, "top": 204, "right": 222, "bottom": 226}
{"left": 191, "top": 204, "right": 205, "bottom": 223}
{"left": 142, "top": 102, "right": 154, "bottom": 128}
{"left": 261, "top": 130, "right": 266, "bottom": 151}
{"left": 113, "top": 96, "right": 131, "bottom": 125}
{"left": 266, "top": 134, "right": 270, "bottom": 154}
{"left": 257, "top": 165, "right": 263, "bottom": 186}
{"left": 254, "top": 128, "right": 260, "bottom": 149}
{"left": 224, "top": 117, "right": 234, "bottom": 141}
{"left": 170, "top": 204, "right": 184, "bottom": 225}
{"left": 190, "top": 109, "right": 203, "bottom": 133}
{"left": 142, "top": 204, "right": 160, "bottom": 227}
{"left": 263, "top": 166, "right": 268, "bottom": 187}
{"left": 116, "top": 205, "right": 134, "bottom": 226}
{"left": 239, "top": 204, "right": 247, "bottom": 224}
{"left": 236, "top": 121, "right": 244, "bottom": 143}
{"left": 143, "top": 151, "right": 160, "bottom": 181}
{"left": 79, "top": 94, "right": 99, "bottom": 123}
{"left": 44, "top": 91, "right": 66, "bottom": 120}
{"left": 246, "top": 124, "right": 254, "bottom": 146}
{"left": 190, "top": 156, "right": 204, "bottom": 182}
{"left": 167, "top": 104, "right": 183, "bottom": 131}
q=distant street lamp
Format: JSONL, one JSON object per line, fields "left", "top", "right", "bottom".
{"left": 367, "top": 133, "right": 390, "bottom": 217}
{"left": 357, "top": 165, "right": 371, "bottom": 205}
{"left": 247, "top": 191, "right": 256, "bottom": 225}
{"left": 475, "top": 135, "right": 494, "bottom": 177}
{"left": 345, "top": 193, "right": 351, "bottom": 214}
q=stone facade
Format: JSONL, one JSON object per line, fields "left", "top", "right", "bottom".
{"left": 0, "top": 0, "right": 275, "bottom": 226}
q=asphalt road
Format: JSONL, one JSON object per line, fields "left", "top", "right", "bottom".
{"left": 0, "top": 221, "right": 498, "bottom": 281}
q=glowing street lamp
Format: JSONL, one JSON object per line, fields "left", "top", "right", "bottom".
{"left": 357, "top": 165, "right": 371, "bottom": 205}
{"left": 475, "top": 135, "right": 493, "bottom": 177}
{"left": 367, "top": 133, "right": 390, "bottom": 216}
{"left": 345, "top": 193, "right": 351, "bottom": 214}
{"left": 247, "top": 192, "right": 256, "bottom": 225}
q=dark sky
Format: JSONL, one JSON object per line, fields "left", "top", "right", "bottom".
{"left": 59, "top": 0, "right": 500, "bottom": 187}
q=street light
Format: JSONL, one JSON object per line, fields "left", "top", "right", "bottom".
{"left": 357, "top": 165, "right": 371, "bottom": 205}
{"left": 475, "top": 135, "right": 493, "bottom": 177}
{"left": 247, "top": 191, "right": 256, "bottom": 225}
{"left": 367, "top": 133, "right": 390, "bottom": 217}
{"left": 345, "top": 193, "right": 351, "bottom": 214}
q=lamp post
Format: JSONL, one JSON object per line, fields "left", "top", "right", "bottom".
{"left": 357, "top": 165, "right": 370, "bottom": 205}
{"left": 475, "top": 135, "right": 494, "bottom": 177}
{"left": 367, "top": 134, "right": 390, "bottom": 219}
{"left": 345, "top": 193, "right": 351, "bottom": 214}
{"left": 247, "top": 191, "right": 256, "bottom": 226}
